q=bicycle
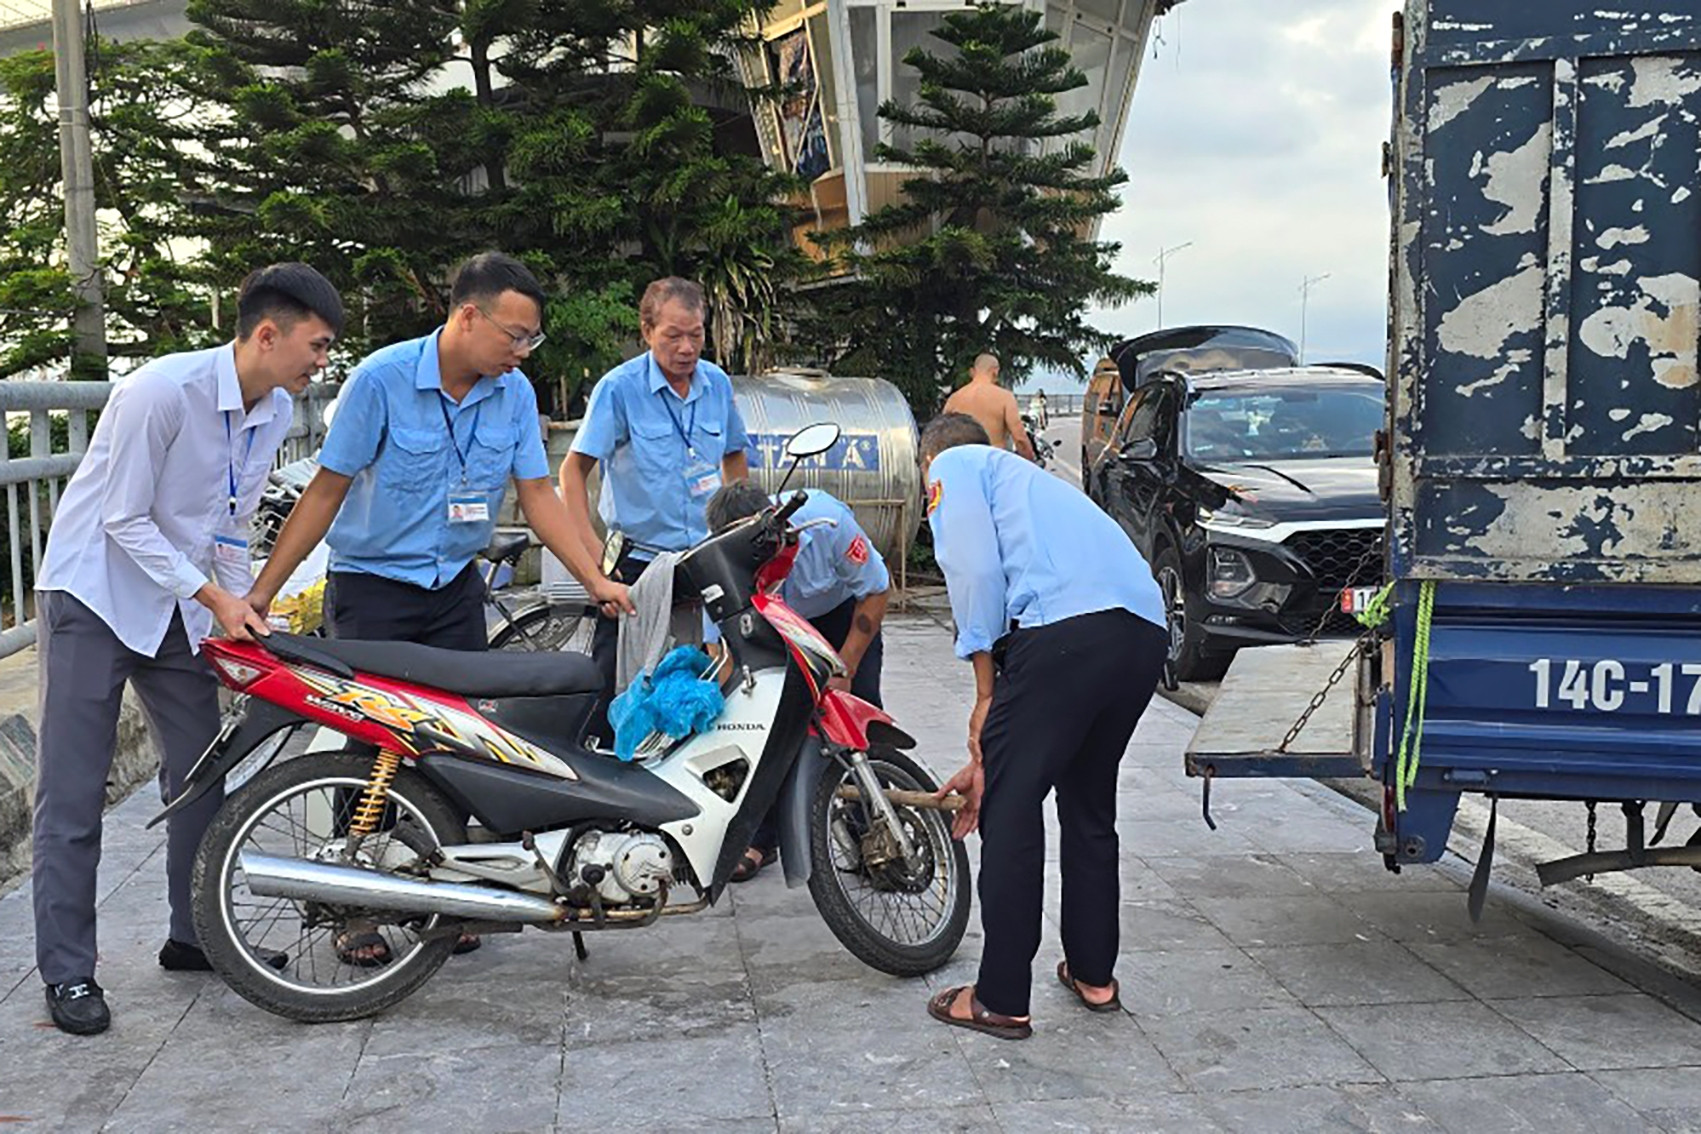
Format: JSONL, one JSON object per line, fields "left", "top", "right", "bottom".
{"left": 480, "top": 531, "right": 599, "bottom": 653}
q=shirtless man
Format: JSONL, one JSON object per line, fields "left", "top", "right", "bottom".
{"left": 943, "top": 354, "right": 1034, "bottom": 460}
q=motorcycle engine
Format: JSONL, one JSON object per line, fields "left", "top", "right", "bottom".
{"left": 565, "top": 830, "right": 674, "bottom": 905}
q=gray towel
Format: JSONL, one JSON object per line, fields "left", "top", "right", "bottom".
{"left": 614, "top": 551, "right": 703, "bottom": 694}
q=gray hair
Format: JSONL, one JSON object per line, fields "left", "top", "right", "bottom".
{"left": 639, "top": 277, "right": 707, "bottom": 329}
{"left": 920, "top": 413, "right": 991, "bottom": 463}
{"left": 705, "top": 479, "right": 772, "bottom": 533}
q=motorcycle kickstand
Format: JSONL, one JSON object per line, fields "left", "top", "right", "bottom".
{"left": 521, "top": 831, "right": 588, "bottom": 961}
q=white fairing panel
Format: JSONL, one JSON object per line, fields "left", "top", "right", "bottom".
{"left": 654, "top": 669, "right": 790, "bottom": 887}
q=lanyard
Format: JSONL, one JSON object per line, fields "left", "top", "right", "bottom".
{"left": 223, "top": 412, "right": 257, "bottom": 517}
{"left": 438, "top": 394, "right": 484, "bottom": 483}
{"left": 660, "top": 390, "right": 698, "bottom": 458}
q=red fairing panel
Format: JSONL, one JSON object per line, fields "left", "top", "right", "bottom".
{"left": 816, "top": 688, "right": 894, "bottom": 750}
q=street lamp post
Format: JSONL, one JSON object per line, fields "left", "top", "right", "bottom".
{"left": 1299, "top": 272, "right": 1331, "bottom": 363}
{"left": 52, "top": 0, "right": 107, "bottom": 377}
{"left": 1153, "top": 241, "right": 1193, "bottom": 329}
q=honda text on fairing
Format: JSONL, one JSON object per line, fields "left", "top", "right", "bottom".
{"left": 153, "top": 424, "right": 969, "bottom": 1023}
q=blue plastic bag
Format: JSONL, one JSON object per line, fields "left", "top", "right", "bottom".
{"left": 609, "top": 646, "right": 726, "bottom": 761}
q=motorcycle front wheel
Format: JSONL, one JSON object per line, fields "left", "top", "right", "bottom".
{"left": 807, "top": 745, "right": 970, "bottom": 976}
{"left": 191, "top": 750, "right": 467, "bottom": 1022}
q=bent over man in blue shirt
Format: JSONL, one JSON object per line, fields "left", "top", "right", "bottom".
{"left": 559, "top": 277, "right": 750, "bottom": 742}
{"left": 921, "top": 413, "right": 1169, "bottom": 1042}
{"left": 705, "top": 480, "right": 891, "bottom": 881}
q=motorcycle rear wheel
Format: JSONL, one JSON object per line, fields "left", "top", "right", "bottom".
{"left": 807, "top": 746, "right": 970, "bottom": 976}
{"left": 191, "top": 750, "right": 466, "bottom": 1023}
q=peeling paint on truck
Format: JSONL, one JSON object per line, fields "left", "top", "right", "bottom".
{"left": 1392, "top": 0, "right": 1701, "bottom": 582}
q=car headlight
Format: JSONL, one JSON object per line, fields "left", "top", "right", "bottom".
{"left": 1197, "top": 506, "right": 1275, "bottom": 531}
{"left": 1208, "top": 546, "right": 1256, "bottom": 599}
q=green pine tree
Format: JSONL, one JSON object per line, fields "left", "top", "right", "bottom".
{"left": 810, "top": 3, "right": 1151, "bottom": 411}
{"left": 0, "top": 40, "right": 226, "bottom": 378}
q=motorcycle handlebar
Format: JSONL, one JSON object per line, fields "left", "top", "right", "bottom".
{"left": 773, "top": 490, "right": 808, "bottom": 526}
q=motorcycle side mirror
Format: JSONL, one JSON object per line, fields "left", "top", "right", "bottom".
{"left": 786, "top": 423, "right": 841, "bottom": 460}
{"left": 775, "top": 423, "right": 842, "bottom": 495}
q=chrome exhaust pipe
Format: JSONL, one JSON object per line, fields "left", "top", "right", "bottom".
{"left": 239, "top": 852, "right": 567, "bottom": 924}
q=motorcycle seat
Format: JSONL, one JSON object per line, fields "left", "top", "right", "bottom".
{"left": 266, "top": 633, "right": 604, "bottom": 698}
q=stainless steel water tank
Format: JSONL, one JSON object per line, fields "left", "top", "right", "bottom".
{"left": 730, "top": 369, "right": 921, "bottom": 564}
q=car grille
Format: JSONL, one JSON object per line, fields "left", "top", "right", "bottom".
{"left": 1284, "top": 528, "right": 1383, "bottom": 592}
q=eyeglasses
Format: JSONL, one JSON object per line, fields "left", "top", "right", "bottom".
{"left": 474, "top": 305, "right": 547, "bottom": 352}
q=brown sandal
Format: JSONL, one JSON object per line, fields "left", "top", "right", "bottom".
{"left": 927, "top": 985, "right": 1032, "bottom": 1040}
{"left": 1056, "top": 961, "right": 1121, "bottom": 1013}
{"left": 729, "top": 846, "right": 776, "bottom": 884}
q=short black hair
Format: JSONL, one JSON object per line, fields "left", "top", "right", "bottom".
{"left": 921, "top": 412, "right": 991, "bottom": 462}
{"left": 236, "top": 263, "right": 344, "bottom": 340}
{"left": 450, "top": 251, "right": 547, "bottom": 312}
{"left": 706, "top": 479, "right": 772, "bottom": 533}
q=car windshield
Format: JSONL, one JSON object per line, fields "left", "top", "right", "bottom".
{"left": 1184, "top": 384, "right": 1383, "bottom": 461}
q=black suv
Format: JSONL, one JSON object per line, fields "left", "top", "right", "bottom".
{"left": 1086, "top": 366, "right": 1386, "bottom": 681}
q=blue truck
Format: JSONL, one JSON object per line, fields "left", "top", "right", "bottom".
{"left": 1187, "top": 0, "right": 1701, "bottom": 913}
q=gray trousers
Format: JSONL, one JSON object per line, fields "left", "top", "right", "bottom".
{"left": 32, "top": 590, "right": 222, "bottom": 985}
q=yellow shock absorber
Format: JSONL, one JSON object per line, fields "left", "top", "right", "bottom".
{"left": 348, "top": 750, "right": 402, "bottom": 838}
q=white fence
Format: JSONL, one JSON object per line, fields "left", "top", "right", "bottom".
{"left": 0, "top": 380, "right": 335, "bottom": 658}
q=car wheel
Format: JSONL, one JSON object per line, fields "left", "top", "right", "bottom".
{"left": 1152, "top": 545, "right": 1231, "bottom": 683}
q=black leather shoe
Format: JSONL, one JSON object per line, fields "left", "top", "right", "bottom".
{"left": 46, "top": 980, "right": 110, "bottom": 1036}
{"left": 158, "top": 939, "right": 214, "bottom": 971}
{"left": 160, "top": 939, "right": 287, "bottom": 972}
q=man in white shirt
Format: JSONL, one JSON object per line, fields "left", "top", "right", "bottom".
{"left": 31, "top": 263, "right": 343, "bottom": 1035}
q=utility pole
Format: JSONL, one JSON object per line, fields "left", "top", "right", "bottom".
{"left": 52, "top": 0, "right": 106, "bottom": 378}
{"left": 1152, "top": 241, "right": 1193, "bottom": 329}
{"left": 1299, "top": 272, "right": 1331, "bottom": 363}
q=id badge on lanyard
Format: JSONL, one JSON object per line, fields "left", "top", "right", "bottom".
{"left": 442, "top": 395, "right": 490, "bottom": 523}
{"left": 448, "top": 488, "right": 490, "bottom": 524}
{"left": 684, "top": 458, "right": 721, "bottom": 501}
{"left": 664, "top": 392, "right": 720, "bottom": 500}
{"left": 214, "top": 521, "right": 252, "bottom": 578}
{"left": 218, "top": 413, "right": 256, "bottom": 577}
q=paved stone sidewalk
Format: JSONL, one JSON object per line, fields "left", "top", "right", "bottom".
{"left": 5, "top": 613, "right": 1701, "bottom": 1131}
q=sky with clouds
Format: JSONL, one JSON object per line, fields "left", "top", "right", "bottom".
{"left": 1082, "top": 0, "right": 1404, "bottom": 377}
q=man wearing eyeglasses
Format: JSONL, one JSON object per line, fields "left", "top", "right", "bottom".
{"left": 248, "top": 252, "right": 633, "bottom": 963}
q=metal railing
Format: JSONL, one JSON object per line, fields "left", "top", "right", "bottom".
{"left": 0, "top": 380, "right": 335, "bottom": 658}
{"left": 1022, "top": 392, "right": 1084, "bottom": 417}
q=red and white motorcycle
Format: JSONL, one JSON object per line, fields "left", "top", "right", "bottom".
{"left": 154, "top": 424, "right": 968, "bottom": 1022}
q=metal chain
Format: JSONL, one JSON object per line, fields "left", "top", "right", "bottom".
{"left": 1298, "top": 535, "right": 1387, "bottom": 646}
{"left": 1275, "top": 631, "right": 1373, "bottom": 753}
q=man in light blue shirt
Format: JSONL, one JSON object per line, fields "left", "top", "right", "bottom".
{"left": 921, "top": 413, "right": 1169, "bottom": 1042}
{"left": 705, "top": 480, "right": 891, "bottom": 882}
{"left": 252, "top": 253, "right": 629, "bottom": 648}
{"left": 560, "top": 277, "right": 750, "bottom": 739}
{"left": 249, "top": 253, "right": 631, "bottom": 965}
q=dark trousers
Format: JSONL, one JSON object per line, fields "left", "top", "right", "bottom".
{"left": 329, "top": 563, "right": 487, "bottom": 650}
{"left": 32, "top": 592, "right": 222, "bottom": 984}
{"left": 329, "top": 565, "right": 486, "bottom": 777}
{"left": 974, "top": 609, "right": 1168, "bottom": 1018}
{"left": 752, "top": 596, "right": 885, "bottom": 853}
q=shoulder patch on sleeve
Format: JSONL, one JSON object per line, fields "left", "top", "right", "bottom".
{"left": 926, "top": 478, "right": 943, "bottom": 516}
{"left": 845, "top": 534, "right": 869, "bottom": 565}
